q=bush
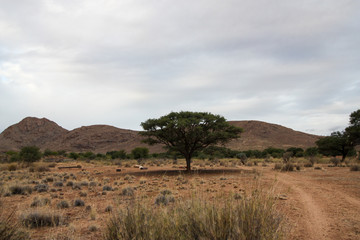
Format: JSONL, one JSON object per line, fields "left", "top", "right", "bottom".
{"left": 350, "top": 165, "right": 360, "bottom": 171}
{"left": 30, "top": 197, "right": 51, "bottom": 207}
{"left": 274, "top": 163, "right": 282, "bottom": 170}
{"left": 155, "top": 190, "right": 175, "bottom": 206}
{"left": 57, "top": 200, "right": 70, "bottom": 209}
{"left": 8, "top": 164, "right": 17, "bottom": 171}
{"left": 330, "top": 157, "right": 340, "bottom": 167}
{"left": 9, "top": 185, "right": 32, "bottom": 195}
{"left": 21, "top": 210, "right": 63, "bottom": 228}
{"left": 281, "top": 163, "right": 294, "bottom": 172}
{"left": 105, "top": 191, "right": 284, "bottom": 240}
{"left": 34, "top": 184, "right": 49, "bottom": 193}
{"left": 121, "top": 187, "right": 135, "bottom": 197}
{"left": 103, "top": 185, "right": 113, "bottom": 191}
{"left": 19, "top": 146, "right": 41, "bottom": 163}
{"left": 74, "top": 199, "right": 85, "bottom": 207}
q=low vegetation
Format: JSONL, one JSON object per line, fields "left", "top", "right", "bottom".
{"left": 105, "top": 191, "right": 284, "bottom": 240}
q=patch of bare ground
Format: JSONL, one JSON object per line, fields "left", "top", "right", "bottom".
{"left": 263, "top": 166, "right": 360, "bottom": 240}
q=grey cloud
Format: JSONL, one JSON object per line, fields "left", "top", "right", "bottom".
{"left": 0, "top": 0, "right": 359, "bottom": 134}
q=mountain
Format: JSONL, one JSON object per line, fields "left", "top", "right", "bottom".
{"left": 0, "top": 117, "right": 68, "bottom": 151}
{"left": 0, "top": 117, "right": 320, "bottom": 153}
{"left": 227, "top": 121, "right": 320, "bottom": 150}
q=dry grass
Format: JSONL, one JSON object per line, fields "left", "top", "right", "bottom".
{"left": 105, "top": 190, "right": 284, "bottom": 240}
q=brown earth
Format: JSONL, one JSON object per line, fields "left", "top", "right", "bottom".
{"left": 0, "top": 117, "right": 320, "bottom": 153}
{"left": 0, "top": 161, "right": 359, "bottom": 240}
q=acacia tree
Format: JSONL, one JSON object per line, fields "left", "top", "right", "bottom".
{"left": 346, "top": 109, "right": 360, "bottom": 146}
{"left": 20, "top": 146, "right": 42, "bottom": 163}
{"left": 316, "top": 131, "right": 354, "bottom": 162}
{"left": 140, "top": 111, "right": 243, "bottom": 171}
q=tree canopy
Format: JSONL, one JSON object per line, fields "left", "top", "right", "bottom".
{"left": 140, "top": 111, "right": 243, "bottom": 171}
{"left": 20, "top": 146, "right": 42, "bottom": 163}
{"left": 316, "top": 131, "right": 354, "bottom": 161}
{"left": 346, "top": 109, "right": 360, "bottom": 146}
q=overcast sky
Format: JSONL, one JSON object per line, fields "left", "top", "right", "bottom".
{"left": 1, "top": 0, "right": 359, "bottom": 135}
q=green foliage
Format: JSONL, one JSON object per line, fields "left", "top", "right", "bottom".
{"left": 286, "top": 147, "right": 304, "bottom": 157}
{"left": 19, "top": 146, "right": 41, "bottom": 163}
{"left": 5, "top": 151, "right": 20, "bottom": 162}
{"left": 131, "top": 147, "right": 149, "bottom": 159}
{"left": 316, "top": 131, "right": 354, "bottom": 162}
{"left": 68, "top": 152, "right": 79, "bottom": 160}
{"left": 263, "top": 147, "right": 285, "bottom": 158}
{"left": 141, "top": 111, "right": 242, "bottom": 171}
{"left": 106, "top": 150, "right": 127, "bottom": 159}
{"left": 304, "top": 147, "right": 318, "bottom": 157}
{"left": 346, "top": 109, "right": 360, "bottom": 146}
{"left": 43, "top": 149, "right": 58, "bottom": 157}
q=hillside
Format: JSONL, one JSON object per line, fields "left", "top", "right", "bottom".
{"left": 0, "top": 117, "right": 320, "bottom": 153}
{"left": 227, "top": 121, "right": 320, "bottom": 150}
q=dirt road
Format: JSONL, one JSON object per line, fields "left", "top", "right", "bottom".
{"left": 264, "top": 167, "right": 360, "bottom": 240}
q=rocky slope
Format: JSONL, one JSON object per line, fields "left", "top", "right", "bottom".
{"left": 0, "top": 117, "right": 320, "bottom": 153}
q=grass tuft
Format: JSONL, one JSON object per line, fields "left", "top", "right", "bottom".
{"left": 105, "top": 190, "right": 284, "bottom": 240}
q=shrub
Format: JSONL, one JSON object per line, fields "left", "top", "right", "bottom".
{"left": 104, "top": 191, "right": 284, "bottom": 240}
{"left": 74, "top": 199, "right": 85, "bottom": 207}
{"left": 350, "top": 165, "right": 360, "bottom": 171}
{"left": 19, "top": 146, "right": 41, "bottom": 163}
{"left": 8, "top": 164, "right": 17, "bottom": 171}
{"left": 105, "top": 206, "right": 113, "bottom": 212}
{"left": 34, "top": 184, "right": 49, "bottom": 193}
{"left": 21, "top": 210, "right": 63, "bottom": 228}
{"left": 330, "top": 157, "right": 340, "bottom": 167}
{"left": 121, "top": 187, "right": 135, "bottom": 197}
{"left": 53, "top": 182, "right": 63, "bottom": 187}
{"left": 57, "top": 200, "right": 70, "bottom": 209}
{"left": 304, "top": 162, "right": 313, "bottom": 168}
{"left": 9, "top": 185, "right": 32, "bottom": 195}
{"left": 103, "top": 185, "right": 113, "bottom": 191}
{"left": 155, "top": 190, "right": 175, "bottom": 206}
{"left": 274, "top": 163, "right": 282, "bottom": 170}
{"left": 30, "top": 197, "right": 51, "bottom": 207}
{"left": 281, "top": 163, "right": 294, "bottom": 172}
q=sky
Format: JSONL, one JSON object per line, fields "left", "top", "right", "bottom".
{"left": 0, "top": 0, "right": 359, "bottom": 135}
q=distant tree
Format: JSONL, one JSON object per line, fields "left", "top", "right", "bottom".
{"left": 69, "top": 152, "right": 79, "bottom": 160}
{"left": 106, "top": 150, "right": 127, "bottom": 159}
{"left": 286, "top": 147, "right": 304, "bottom": 157}
{"left": 263, "top": 147, "right": 285, "bottom": 158}
{"left": 140, "top": 111, "right": 242, "bottom": 171}
{"left": 20, "top": 146, "right": 42, "bottom": 163}
{"left": 316, "top": 131, "right": 354, "bottom": 162}
{"left": 304, "top": 147, "right": 318, "bottom": 157}
{"left": 346, "top": 109, "right": 360, "bottom": 146}
{"left": 43, "top": 149, "right": 58, "bottom": 157}
{"left": 131, "top": 147, "right": 149, "bottom": 160}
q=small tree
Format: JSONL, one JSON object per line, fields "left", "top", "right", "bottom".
{"left": 346, "top": 109, "right": 360, "bottom": 146}
{"left": 140, "top": 111, "right": 242, "bottom": 171}
{"left": 19, "top": 146, "right": 41, "bottom": 163}
{"left": 131, "top": 147, "right": 149, "bottom": 160}
{"left": 316, "top": 131, "right": 354, "bottom": 162}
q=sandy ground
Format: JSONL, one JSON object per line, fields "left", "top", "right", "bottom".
{"left": 1, "top": 162, "right": 359, "bottom": 239}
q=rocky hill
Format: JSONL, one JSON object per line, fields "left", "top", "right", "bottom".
{"left": 0, "top": 117, "right": 320, "bottom": 153}
{"left": 227, "top": 121, "right": 320, "bottom": 150}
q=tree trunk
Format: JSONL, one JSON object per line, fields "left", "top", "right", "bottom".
{"left": 186, "top": 157, "right": 191, "bottom": 172}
